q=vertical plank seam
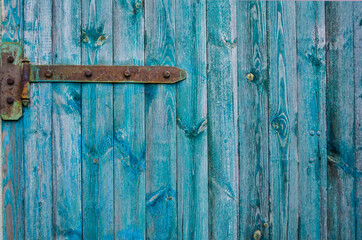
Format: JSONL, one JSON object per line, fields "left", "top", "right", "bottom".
{"left": 353, "top": 5, "right": 357, "bottom": 240}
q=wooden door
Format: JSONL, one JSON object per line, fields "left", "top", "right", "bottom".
{"left": 0, "top": 0, "right": 361, "bottom": 239}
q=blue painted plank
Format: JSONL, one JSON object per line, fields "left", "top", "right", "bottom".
{"left": 113, "top": 0, "right": 145, "bottom": 239}
{"left": 175, "top": 0, "right": 208, "bottom": 239}
{"left": 237, "top": 1, "right": 269, "bottom": 239}
{"left": 144, "top": 0, "right": 177, "bottom": 238}
{"left": 0, "top": 1, "right": 24, "bottom": 239}
{"left": 23, "top": 0, "right": 53, "bottom": 238}
{"left": 206, "top": 1, "right": 239, "bottom": 239}
{"left": 52, "top": 0, "right": 82, "bottom": 238}
{"left": 268, "top": 1, "right": 299, "bottom": 239}
{"left": 326, "top": 2, "right": 357, "bottom": 240}
{"left": 81, "top": 0, "right": 114, "bottom": 239}
{"left": 296, "top": 2, "right": 327, "bottom": 239}
{"left": 354, "top": 2, "right": 362, "bottom": 240}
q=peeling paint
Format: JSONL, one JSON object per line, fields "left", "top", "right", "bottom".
{"left": 81, "top": 25, "right": 108, "bottom": 48}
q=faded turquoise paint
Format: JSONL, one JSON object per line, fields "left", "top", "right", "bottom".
{"left": 23, "top": 0, "right": 53, "bottom": 239}
{"left": 81, "top": 0, "right": 114, "bottom": 239}
{"left": 113, "top": 0, "right": 145, "bottom": 239}
{"left": 144, "top": 0, "right": 177, "bottom": 239}
{"left": 1, "top": 1, "right": 362, "bottom": 240}
{"left": 52, "top": 0, "right": 82, "bottom": 239}
{"left": 237, "top": 1, "right": 269, "bottom": 239}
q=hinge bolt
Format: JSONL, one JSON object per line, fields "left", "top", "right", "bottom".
{"left": 7, "top": 55, "right": 15, "bottom": 63}
{"left": 45, "top": 70, "right": 53, "bottom": 78}
{"left": 124, "top": 70, "right": 131, "bottom": 77}
{"left": 7, "top": 78, "right": 15, "bottom": 85}
{"left": 7, "top": 98, "right": 14, "bottom": 104}
{"left": 85, "top": 69, "right": 92, "bottom": 77}
{"left": 247, "top": 73, "right": 255, "bottom": 82}
{"left": 253, "top": 230, "right": 262, "bottom": 240}
{"left": 163, "top": 71, "right": 171, "bottom": 78}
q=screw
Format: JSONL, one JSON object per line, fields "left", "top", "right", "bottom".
{"left": 163, "top": 71, "right": 171, "bottom": 78}
{"left": 247, "top": 73, "right": 255, "bottom": 81}
{"left": 7, "top": 78, "right": 15, "bottom": 85}
{"left": 7, "top": 55, "right": 15, "bottom": 63}
{"left": 85, "top": 69, "right": 92, "bottom": 77}
{"left": 316, "top": 131, "right": 321, "bottom": 136}
{"left": 253, "top": 230, "right": 262, "bottom": 240}
{"left": 264, "top": 222, "right": 269, "bottom": 228}
{"left": 45, "top": 70, "right": 53, "bottom": 78}
{"left": 124, "top": 70, "right": 131, "bottom": 77}
{"left": 7, "top": 97, "right": 14, "bottom": 104}
{"left": 93, "top": 159, "right": 97, "bottom": 164}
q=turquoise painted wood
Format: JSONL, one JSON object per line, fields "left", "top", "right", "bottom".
{"left": 23, "top": 0, "right": 53, "bottom": 239}
{"left": 237, "top": 1, "right": 269, "bottom": 239}
{"left": 52, "top": 0, "right": 82, "bottom": 238}
{"left": 175, "top": 0, "right": 208, "bottom": 239}
{"left": 144, "top": 0, "right": 177, "bottom": 239}
{"left": 1, "top": 1, "right": 362, "bottom": 239}
{"left": 81, "top": 0, "right": 114, "bottom": 238}
{"left": 113, "top": 0, "right": 145, "bottom": 239}
{"left": 326, "top": 2, "right": 356, "bottom": 239}
{"left": 296, "top": 2, "right": 327, "bottom": 240}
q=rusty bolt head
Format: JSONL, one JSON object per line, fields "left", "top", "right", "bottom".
{"left": 7, "top": 98, "right": 14, "bottom": 104}
{"left": 7, "top": 55, "right": 15, "bottom": 63}
{"left": 163, "top": 71, "right": 171, "bottom": 78}
{"left": 93, "top": 158, "right": 97, "bottom": 164}
{"left": 85, "top": 69, "right": 92, "bottom": 77}
{"left": 7, "top": 78, "right": 15, "bottom": 85}
{"left": 247, "top": 73, "right": 255, "bottom": 82}
{"left": 45, "top": 70, "right": 53, "bottom": 78}
{"left": 124, "top": 70, "right": 131, "bottom": 77}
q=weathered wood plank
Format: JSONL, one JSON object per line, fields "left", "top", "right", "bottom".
{"left": 236, "top": 1, "right": 269, "bottom": 239}
{"left": 355, "top": 2, "right": 362, "bottom": 240}
{"left": 296, "top": 2, "right": 327, "bottom": 239}
{"left": 144, "top": 0, "right": 177, "bottom": 238}
{"left": 206, "top": 1, "right": 239, "bottom": 239}
{"left": 113, "top": 0, "right": 145, "bottom": 239}
{"left": 81, "top": 0, "right": 114, "bottom": 239}
{"left": 325, "top": 2, "right": 356, "bottom": 239}
{"left": 175, "top": 0, "right": 208, "bottom": 239}
{"left": 268, "top": 1, "right": 299, "bottom": 239}
{"left": 1, "top": 0, "right": 24, "bottom": 239}
{"left": 52, "top": 0, "right": 82, "bottom": 238}
{"left": 23, "top": 0, "right": 53, "bottom": 238}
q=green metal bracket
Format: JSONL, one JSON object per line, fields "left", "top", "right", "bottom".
{"left": 0, "top": 42, "right": 187, "bottom": 120}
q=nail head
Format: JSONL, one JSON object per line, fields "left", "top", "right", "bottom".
{"left": 163, "top": 71, "right": 171, "bottom": 78}
{"left": 7, "top": 78, "right": 15, "bottom": 85}
{"left": 85, "top": 69, "right": 92, "bottom": 77}
{"left": 7, "top": 55, "right": 15, "bottom": 63}
{"left": 7, "top": 97, "right": 14, "bottom": 104}
{"left": 124, "top": 70, "right": 131, "bottom": 77}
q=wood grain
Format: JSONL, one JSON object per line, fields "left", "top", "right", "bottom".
{"left": 354, "top": 2, "right": 362, "bottom": 240}
{"left": 175, "top": 0, "right": 208, "bottom": 239}
{"left": 237, "top": 1, "right": 269, "bottom": 239}
{"left": 268, "top": 2, "right": 299, "bottom": 239}
{"left": 23, "top": 0, "right": 53, "bottom": 238}
{"left": 81, "top": 0, "right": 114, "bottom": 238}
{"left": 296, "top": 2, "right": 328, "bottom": 239}
{"left": 52, "top": 0, "right": 82, "bottom": 238}
{"left": 1, "top": 0, "right": 24, "bottom": 239}
{"left": 144, "top": 0, "right": 177, "bottom": 238}
{"left": 113, "top": 0, "right": 145, "bottom": 239}
{"left": 207, "top": 1, "right": 239, "bottom": 239}
{"left": 326, "top": 2, "right": 356, "bottom": 239}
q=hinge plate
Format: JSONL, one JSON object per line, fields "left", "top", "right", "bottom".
{"left": 0, "top": 42, "right": 187, "bottom": 121}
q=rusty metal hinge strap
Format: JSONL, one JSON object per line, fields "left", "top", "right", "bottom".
{"left": 0, "top": 42, "right": 187, "bottom": 121}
